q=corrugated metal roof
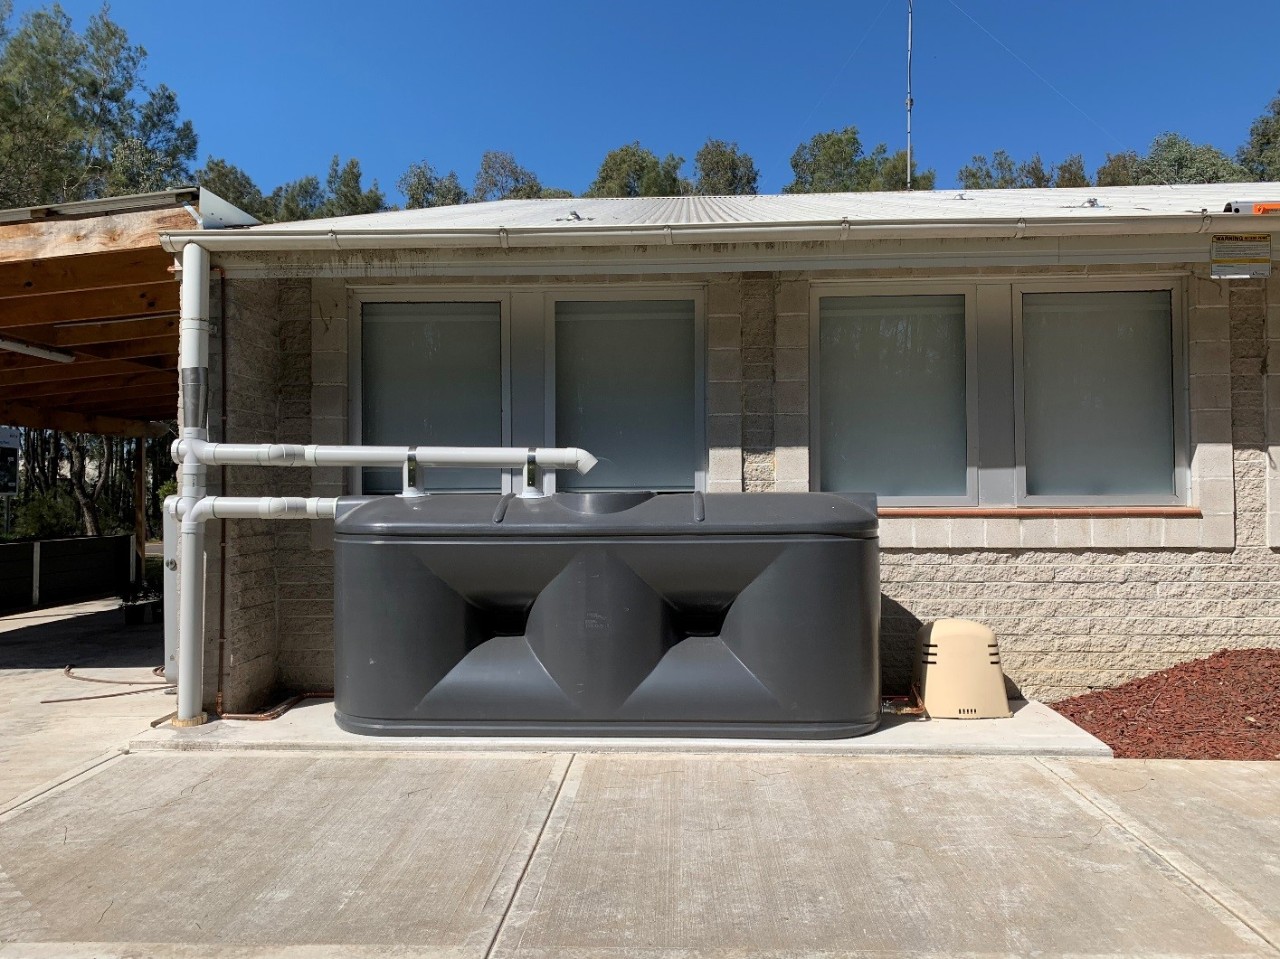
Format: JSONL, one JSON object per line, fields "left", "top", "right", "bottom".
{"left": 251, "top": 183, "right": 1280, "bottom": 233}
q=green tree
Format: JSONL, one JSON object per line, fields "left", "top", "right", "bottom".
{"left": 537, "top": 187, "right": 575, "bottom": 199}
{"left": 1095, "top": 150, "right": 1138, "bottom": 187}
{"left": 320, "top": 155, "right": 384, "bottom": 216}
{"left": 1053, "top": 154, "right": 1091, "bottom": 188}
{"left": 784, "top": 128, "right": 934, "bottom": 193}
{"left": 859, "top": 145, "right": 935, "bottom": 191}
{"left": 473, "top": 150, "right": 541, "bottom": 201}
{"left": 1238, "top": 91, "right": 1280, "bottom": 181}
{"left": 693, "top": 139, "right": 759, "bottom": 195}
{"left": 398, "top": 160, "right": 468, "bottom": 208}
{"left": 1136, "top": 133, "right": 1249, "bottom": 184}
{"left": 784, "top": 127, "right": 866, "bottom": 193}
{"left": 104, "top": 85, "right": 197, "bottom": 195}
{"left": 269, "top": 176, "right": 325, "bottom": 221}
{"left": 959, "top": 151, "right": 1090, "bottom": 189}
{"left": 0, "top": 3, "right": 197, "bottom": 207}
{"left": 587, "top": 142, "right": 688, "bottom": 197}
{"left": 194, "top": 157, "right": 272, "bottom": 220}
{"left": 1098, "top": 134, "right": 1249, "bottom": 186}
{"left": 959, "top": 150, "right": 1034, "bottom": 189}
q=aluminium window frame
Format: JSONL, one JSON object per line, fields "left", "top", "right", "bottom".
{"left": 809, "top": 280, "right": 981, "bottom": 507}
{"left": 348, "top": 288, "right": 514, "bottom": 495}
{"left": 542, "top": 286, "right": 708, "bottom": 493}
{"left": 1010, "top": 277, "right": 1189, "bottom": 507}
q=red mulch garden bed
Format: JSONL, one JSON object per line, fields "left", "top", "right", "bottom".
{"left": 1051, "top": 648, "right": 1280, "bottom": 760}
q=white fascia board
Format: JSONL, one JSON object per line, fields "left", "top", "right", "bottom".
{"left": 205, "top": 232, "right": 1236, "bottom": 281}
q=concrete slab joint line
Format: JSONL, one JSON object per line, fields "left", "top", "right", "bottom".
{"left": 0, "top": 749, "right": 130, "bottom": 819}
{"left": 1037, "top": 758, "right": 1280, "bottom": 955}
{"left": 488, "top": 753, "right": 583, "bottom": 959}
{"left": 483, "top": 753, "right": 577, "bottom": 959}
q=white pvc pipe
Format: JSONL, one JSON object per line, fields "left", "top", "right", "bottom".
{"left": 171, "top": 439, "right": 597, "bottom": 474}
{"left": 176, "top": 516, "right": 205, "bottom": 722}
{"left": 162, "top": 496, "right": 178, "bottom": 684}
{"left": 175, "top": 243, "right": 210, "bottom": 726}
{"left": 189, "top": 496, "right": 339, "bottom": 522}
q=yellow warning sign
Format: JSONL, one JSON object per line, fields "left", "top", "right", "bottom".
{"left": 1211, "top": 234, "right": 1272, "bottom": 278}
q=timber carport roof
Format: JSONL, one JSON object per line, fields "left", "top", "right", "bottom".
{"left": 0, "top": 188, "right": 255, "bottom": 438}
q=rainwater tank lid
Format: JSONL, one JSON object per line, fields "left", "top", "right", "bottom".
{"left": 334, "top": 491, "right": 878, "bottom": 539}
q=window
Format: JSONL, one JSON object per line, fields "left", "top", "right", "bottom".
{"left": 818, "top": 294, "right": 971, "bottom": 501}
{"left": 355, "top": 291, "right": 705, "bottom": 495}
{"left": 360, "top": 302, "right": 504, "bottom": 493}
{"left": 1019, "top": 291, "right": 1175, "bottom": 498}
{"left": 554, "top": 300, "right": 698, "bottom": 492}
{"left": 814, "top": 282, "right": 1185, "bottom": 506}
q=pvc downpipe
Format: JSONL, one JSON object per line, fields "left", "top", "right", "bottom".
{"left": 175, "top": 242, "right": 210, "bottom": 726}
{"left": 162, "top": 495, "right": 178, "bottom": 684}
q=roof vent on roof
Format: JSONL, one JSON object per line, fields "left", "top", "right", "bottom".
{"left": 953, "top": 192, "right": 972, "bottom": 201}
{"left": 556, "top": 210, "right": 592, "bottom": 222}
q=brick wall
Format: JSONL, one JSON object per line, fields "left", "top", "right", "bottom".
{"left": 208, "top": 262, "right": 1280, "bottom": 710}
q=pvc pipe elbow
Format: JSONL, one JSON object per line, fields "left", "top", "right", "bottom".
{"left": 574, "top": 449, "right": 598, "bottom": 474}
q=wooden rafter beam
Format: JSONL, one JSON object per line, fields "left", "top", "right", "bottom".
{"left": 60, "top": 391, "right": 177, "bottom": 412}
{"left": 2, "top": 314, "right": 178, "bottom": 347}
{"left": 0, "top": 400, "right": 169, "bottom": 438}
{"left": 50, "top": 381, "right": 176, "bottom": 407}
{"left": 0, "top": 281, "right": 178, "bottom": 330}
{"left": 84, "top": 403, "right": 178, "bottom": 421}
{"left": 0, "top": 334, "right": 178, "bottom": 367}
{"left": 0, "top": 248, "right": 174, "bottom": 299}
{"left": 0, "top": 356, "right": 168, "bottom": 386}
{"left": 0, "top": 369, "right": 173, "bottom": 401}
{"left": 73, "top": 335, "right": 177, "bottom": 362}
{"left": 0, "top": 207, "right": 195, "bottom": 263}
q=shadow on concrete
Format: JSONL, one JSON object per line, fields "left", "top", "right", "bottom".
{"left": 0, "top": 608, "right": 161, "bottom": 671}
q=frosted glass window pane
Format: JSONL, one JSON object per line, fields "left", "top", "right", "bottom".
{"left": 361, "top": 302, "right": 502, "bottom": 493}
{"left": 556, "top": 300, "right": 696, "bottom": 491}
{"left": 1022, "top": 291, "right": 1174, "bottom": 496}
{"left": 819, "top": 295, "right": 968, "bottom": 496}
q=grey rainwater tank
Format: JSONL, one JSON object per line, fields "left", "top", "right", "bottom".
{"left": 332, "top": 491, "right": 880, "bottom": 738}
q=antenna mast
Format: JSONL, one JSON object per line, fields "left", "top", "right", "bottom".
{"left": 906, "top": 0, "right": 914, "bottom": 190}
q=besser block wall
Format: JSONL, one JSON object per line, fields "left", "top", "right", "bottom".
{"left": 200, "top": 261, "right": 1280, "bottom": 711}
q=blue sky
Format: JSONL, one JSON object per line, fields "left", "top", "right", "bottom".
{"left": 13, "top": 0, "right": 1280, "bottom": 201}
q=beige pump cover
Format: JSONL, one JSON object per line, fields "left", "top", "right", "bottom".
{"left": 916, "top": 619, "right": 1012, "bottom": 719}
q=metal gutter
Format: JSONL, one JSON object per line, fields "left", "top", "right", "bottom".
{"left": 156, "top": 211, "right": 1280, "bottom": 253}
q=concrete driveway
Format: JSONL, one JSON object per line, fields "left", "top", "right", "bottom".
{"left": 0, "top": 599, "right": 167, "bottom": 808}
{"left": 0, "top": 602, "right": 1276, "bottom": 958}
{"left": 0, "top": 751, "right": 1276, "bottom": 958}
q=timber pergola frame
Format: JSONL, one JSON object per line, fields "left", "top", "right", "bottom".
{"left": 0, "top": 188, "right": 256, "bottom": 572}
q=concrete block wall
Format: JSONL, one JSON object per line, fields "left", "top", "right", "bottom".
{"left": 202, "top": 278, "right": 303, "bottom": 711}
{"left": 209, "top": 261, "right": 1280, "bottom": 710}
{"left": 874, "top": 271, "right": 1279, "bottom": 700}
